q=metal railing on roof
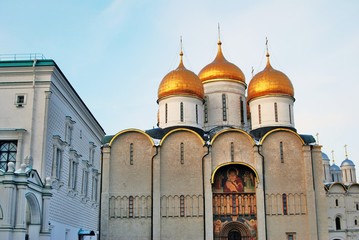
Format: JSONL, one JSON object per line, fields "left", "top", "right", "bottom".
{"left": 0, "top": 53, "right": 47, "bottom": 61}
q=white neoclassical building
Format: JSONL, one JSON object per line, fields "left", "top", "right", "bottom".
{"left": 100, "top": 39, "right": 329, "bottom": 240}
{"left": 0, "top": 56, "right": 105, "bottom": 240}
{"left": 322, "top": 151, "right": 359, "bottom": 240}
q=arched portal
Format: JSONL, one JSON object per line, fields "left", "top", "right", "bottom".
{"left": 213, "top": 163, "right": 257, "bottom": 240}
{"left": 25, "top": 192, "right": 41, "bottom": 240}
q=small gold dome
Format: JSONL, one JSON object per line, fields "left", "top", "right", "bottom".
{"left": 247, "top": 56, "right": 294, "bottom": 102}
{"left": 198, "top": 41, "right": 245, "bottom": 84}
{"left": 158, "top": 52, "right": 204, "bottom": 101}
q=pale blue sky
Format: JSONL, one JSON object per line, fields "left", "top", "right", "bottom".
{"left": 1, "top": 0, "right": 358, "bottom": 167}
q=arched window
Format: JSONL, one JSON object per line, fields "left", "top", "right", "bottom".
{"left": 195, "top": 104, "right": 198, "bottom": 124}
{"left": 356, "top": 203, "right": 359, "bottom": 211}
{"left": 355, "top": 219, "right": 358, "bottom": 225}
{"left": 165, "top": 103, "right": 168, "bottom": 123}
{"left": 240, "top": 97, "right": 244, "bottom": 124}
{"left": 258, "top": 105, "right": 262, "bottom": 124}
{"left": 282, "top": 193, "right": 288, "bottom": 215}
{"left": 180, "top": 195, "right": 185, "bottom": 217}
{"left": 274, "top": 102, "right": 278, "bottom": 122}
{"left": 180, "top": 102, "right": 184, "bottom": 122}
{"left": 280, "top": 142, "right": 284, "bottom": 163}
{"left": 335, "top": 217, "right": 341, "bottom": 230}
{"left": 129, "top": 196, "right": 134, "bottom": 218}
{"left": 222, "top": 94, "right": 227, "bottom": 121}
{"left": 335, "top": 199, "right": 339, "bottom": 207}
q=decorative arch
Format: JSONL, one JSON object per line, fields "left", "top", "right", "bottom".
{"left": 210, "top": 128, "right": 255, "bottom": 145}
{"left": 211, "top": 162, "right": 260, "bottom": 184}
{"left": 347, "top": 183, "right": 359, "bottom": 193}
{"left": 109, "top": 128, "right": 155, "bottom": 147}
{"left": 25, "top": 192, "right": 41, "bottom": 225}
{"left": 159, "top": 128, "right": 205, "bottom": 146}
{"left": 219, "top": 221, "right": 251, "bottom": 239}
{"left": 327, "top": 182, "right": 347, "bottom": 192}
{"left": 259, "top": 128, "right": 305, "bottom": 145}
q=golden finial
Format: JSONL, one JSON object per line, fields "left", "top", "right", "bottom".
{"left": 178, "top": 36, "right": 184, "bottom": 67}
{"left": 251, "top": 66, "right": 254, "bottom": 78}
{"left": 265, "top": 37, "right": 270, "bottom": 57}
{"left": 344, "top": 144, "right": 349, "bottom": 159}
{"left": 331, "top": 150, "right": 335, "bottom": 164}
{"left": 316, "top": 133, "right": 320, "bottom": 145}
{"left": 218, "top": 23, "right": 222, "bottom": 45}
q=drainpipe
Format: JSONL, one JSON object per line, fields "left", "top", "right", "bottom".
{"left": 98, "top": 146, "right": 104, "bottom": 240}
{"left": 202, "top": 144, "right": 210, "bottom": 240}
{"left": 151, "top": 146, "right": 159, "bottom": 240}
{"left": 256, "top": 145, "right": 268, "bottom": 240}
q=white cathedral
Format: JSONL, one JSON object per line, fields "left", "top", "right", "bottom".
{"left": 100, "top": 39, "right": 333, "bottom": 240}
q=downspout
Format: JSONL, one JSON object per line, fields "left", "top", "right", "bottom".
{"left": 151, "top": 146, "right": 159, "bottom": 240}
{"left": 202, "top": 144, "right": 210, "bottom": 240}
{"left": 40, "top": 91, "right": 52, "bottom": 179}
{"left": 256, "top": 145, "right": 268, "bottom": 240}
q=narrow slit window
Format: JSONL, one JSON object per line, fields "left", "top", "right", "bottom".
{"left": 274, "top": 102, "right": 278, "bottom": 122}
{"left": 335, "top": 217, "right": 341, "bottom": 230}
{"left": 222, "top": 94, "right": 227, "bottom": 121}
{"left": 230, "top": 142, "right": 234, "bottom": 162}
{"left": 204, "top": 96, "right": 208, "bottom": 123}
{"left": 258, "top": 105, "right": 262, "bottom": 124}
{"left": 180, "top": 142, "right": 184, "bottom": 164}
{"left": 130, "top": 143, "right": 134, "bottom": 165}
{"left": 165, "top": 103, "right": 168, "bottom": 123}
{"left": 282, "top": 193, "right": 288, "bottom": 215}
{"left": 240, "top": 97, "right": 244, "bottom": 124}
{"left": 335, "top": 199, "right": 338, "bottom": 207}
{"left": 180, "top": 195, "right": 185, "bottom": 217}
{"left": 280, "top": 141, "right": 284, "bottom": 163}
{"left": 195, "top": 104, "right": 198, "bottom": 124}
{"left": 289, "top": 105, "right": 292, "bottom": 124}
{"left": 356, "top": 203, "right": 359, "bottom": 211}
{"left": 129, "top": 196, "right": 134, "bottom": 218}
{"left": 180, "top": 102, "right": 184, "bottom": 122}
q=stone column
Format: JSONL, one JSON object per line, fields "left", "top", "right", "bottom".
{"left": 152, "top": 147, "right": 161, "bottom": 239}
{"left": 3, "top": 163, "right": 16, "bottom": 228}
{"left": 100, "top": 145, "right": 111, "bottom": 240}
{"left": 41, "top": 177, "right": 52, "bottom": 233}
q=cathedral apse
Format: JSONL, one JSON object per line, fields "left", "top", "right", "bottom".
{"left": 212, "top": 164, "right": 257, "bottom": 240}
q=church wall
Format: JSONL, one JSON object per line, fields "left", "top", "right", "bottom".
{"left": 159, "top": 130, "right": 206, "bottom": 239}
{"left": 106, "top": 131, "right": 154, "bottom": 239}
{"left": 261, "top": 131, "right": 311, "bottom": 239}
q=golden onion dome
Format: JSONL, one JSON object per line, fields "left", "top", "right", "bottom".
{"left": 198, "top": 41, "right": 245, "bottom": 84}
{"left": 247, "top": 55, "right": 294, "bottom": 102}
{"left": 158, "top": 51, "right": 204, "bottom": 101}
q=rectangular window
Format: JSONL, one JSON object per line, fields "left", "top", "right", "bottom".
{"left": 65, "top": 116, "right": 75, "bottom": 146}
{"left": 180, "top": 102, "right": 184, "bottom": 122}
{"left": 68, "top": 159, "right": 78, "bottom": 190}
{"left": 92, "top": 174, "right": 98, "bottom": 202}
{"left": 89, "top": 142, "right": 95, "bottom": 165}
{"left": 81, "top": 169, "right": 89, "bottom": 197}
{"left": 240, "top": 97, "right": 244, "bottom": 124}
{"left": 274, "top": 102, "right": 278, "bottom": 122}
{"left": 258, "top": 105, "right": 262, "bottom": 124}
{"left": 0, "top": 141, "right": 17, "bottom": 171}
{"left": 286, "top": 232, "right": 296, "bottom": 240}
{"left": 222, "top": 94, "right": 227, "bottom": 121}
{"left": 55, "top": 148, "right": 63, "bottom": 179}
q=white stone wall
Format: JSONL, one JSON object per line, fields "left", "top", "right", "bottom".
{"left": 203, "top": 81, "right": 247, "bottom": 131}
{"left": 249, "top": 95, "right": 294, "bottom": 130}
{"left": 158, "top": 96, "right": 203, "bottom": 129}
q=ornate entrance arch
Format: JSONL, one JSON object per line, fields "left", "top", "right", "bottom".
{"left": 25, "top": 192, "right": 41, "bottom": 240}
{"left": 212, "top": 163, "right": 257, "bottom": 240}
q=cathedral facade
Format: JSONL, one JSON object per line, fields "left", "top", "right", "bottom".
{"left": 100, "top": 40, "right": 329, "bottom": 239}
